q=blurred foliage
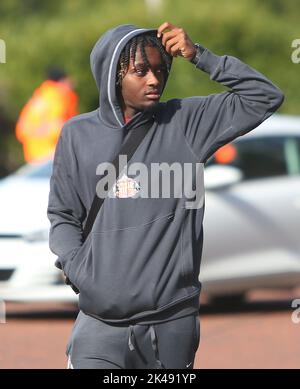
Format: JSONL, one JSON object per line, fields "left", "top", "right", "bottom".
{"left": 0, "top": 0, "right": 299, "bottom": 175}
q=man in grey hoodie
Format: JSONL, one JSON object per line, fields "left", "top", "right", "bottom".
{"left": 47, "top": 22, "right": 284, "bottom": 369}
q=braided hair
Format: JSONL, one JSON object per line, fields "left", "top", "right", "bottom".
{"left": 116, "top": 31, "right": 172, "bottom": 87}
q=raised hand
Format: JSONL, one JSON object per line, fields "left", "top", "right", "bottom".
{"left": 157, "top": 21, "right": 196, "bottom": 61}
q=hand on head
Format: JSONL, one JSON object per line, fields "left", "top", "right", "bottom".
{"left": 157, "top": 21, "right": 196, "bottom": 61}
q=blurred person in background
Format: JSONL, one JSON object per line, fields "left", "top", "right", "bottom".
{"left": 48, "top": 22, "right": 284, "bottom": 369}
{"left": 15, "top": 67, "right": 78, "bottom": 164}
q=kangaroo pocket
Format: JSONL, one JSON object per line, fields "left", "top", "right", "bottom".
{"left": 73, "top": 210, "right": 189, "bottom": 321}
{"left": 64, "top": 231, "right": 94, "bottom": 292}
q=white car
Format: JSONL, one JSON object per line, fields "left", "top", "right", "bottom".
{"left": 0, "top": 114, "right": 300, "bottom": 303}
{"left": 0, "top": 162, "right": 76, "bottom": 302}
{"left": 201, "top": 114, "right": 300, "bottom": 301}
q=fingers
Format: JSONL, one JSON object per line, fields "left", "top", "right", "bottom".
{"left": 158, "top": 28, "right": 185, "bottom": 57}
{"left": 161, "top": 30, "right": 178, "bottom": 46}
{"left": 157, "top": 21, "right": 178, "bottom": 38}
{"left": 158, "top": 25, "right": 182, "bottom": 52}
{"left": 157, "top": 22, "right": 195, "bottom": 59}
{"left": 164, "top": 36, "right": 182, "bottom": 57}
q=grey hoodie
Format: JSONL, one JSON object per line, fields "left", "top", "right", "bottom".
{"left": 47, "top": 24, "right": 284, "bottom": 324}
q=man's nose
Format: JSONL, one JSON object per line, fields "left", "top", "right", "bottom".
{"left": 146, "top": 70, "right": 160, "bottom": 86}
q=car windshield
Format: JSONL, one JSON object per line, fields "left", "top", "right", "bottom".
{"left": 13, "top": 160, "right": 53, "bottom": 179}
{"left": 206, "top": 136, "right": 300, "bottom": 180}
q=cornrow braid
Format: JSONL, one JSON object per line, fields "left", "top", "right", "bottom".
{"left": 116, "top": 31, "right": 172, "bottom": 86}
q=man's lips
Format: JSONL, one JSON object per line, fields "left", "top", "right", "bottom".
{"left": 145, "top": 91, "right": 161, "bottom": 100}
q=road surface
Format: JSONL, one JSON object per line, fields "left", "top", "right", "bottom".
{"left": 0, "top": 288, "right": 299, "bottom": 369}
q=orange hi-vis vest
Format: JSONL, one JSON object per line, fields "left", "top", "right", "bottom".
{"left": 16, "top": 80, "right": 78, "bottom": 163}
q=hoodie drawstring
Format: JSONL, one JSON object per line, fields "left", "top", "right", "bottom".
{"left": 128, "top": 325, "right": 136, "bottom": 351}
{"left": 128, "top": 324, "right": 164, "bottom": 369}
{"left": 149, "top": 325, "right": 164, "bottom": 369}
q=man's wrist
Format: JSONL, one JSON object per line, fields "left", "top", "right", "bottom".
{"left": 190, "top": 43, "right": 206, "bottom": 65}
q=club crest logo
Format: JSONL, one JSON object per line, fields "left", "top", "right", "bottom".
{"left": 112, "top": 174, "right": 140, "bottom": 198}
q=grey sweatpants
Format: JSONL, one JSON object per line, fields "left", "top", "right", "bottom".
{"left": 66, "top": 310, "right": 200, "bottom": 369}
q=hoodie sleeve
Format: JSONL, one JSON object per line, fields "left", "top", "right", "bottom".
{"left": 178, "top": 47, "right": 284, "bottom": 162}
{"left": 47, "top": 124, "right": 86, "bottom": 272}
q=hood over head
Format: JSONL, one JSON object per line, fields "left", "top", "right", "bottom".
{"left": 90, "top": 24, "right": 172, "bottom": 129}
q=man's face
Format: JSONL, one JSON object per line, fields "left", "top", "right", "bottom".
{"left": 119, "top": 45, "right": 167, "bottom": 117}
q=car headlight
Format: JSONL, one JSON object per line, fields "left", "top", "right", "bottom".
{"left": 23, "top": 229, "right": 49, "bottom": 242}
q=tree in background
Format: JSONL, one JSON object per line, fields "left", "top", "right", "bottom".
{"left": 0, "top": 0, "right": 297, "bottom": 175}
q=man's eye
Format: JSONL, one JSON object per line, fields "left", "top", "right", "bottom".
{"left": 133, "top": 67, "right": 166, "bottom": 77}
{"left": 135, "top": 68, "right": 146, "bottom": 76}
